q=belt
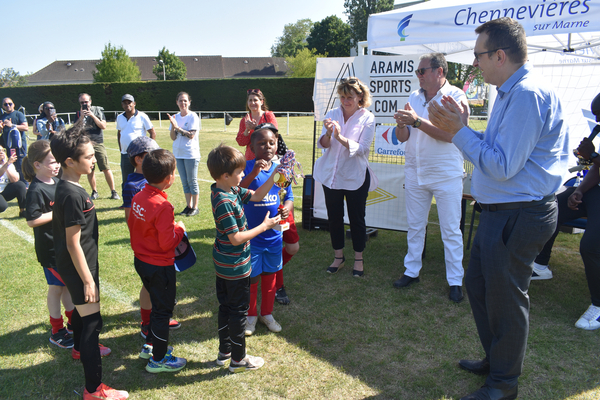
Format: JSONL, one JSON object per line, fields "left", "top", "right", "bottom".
{"left": 478, "top": 194, "right": 555, "bottom": 212}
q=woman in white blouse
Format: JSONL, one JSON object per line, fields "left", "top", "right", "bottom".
{"left": 168, "top": 92, "right": 201, "bottom": 216}
{"left": 313, "top": 77, "right": 378, "bottom": 277}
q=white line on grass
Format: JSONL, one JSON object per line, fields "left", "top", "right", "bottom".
{"left": 0, "top": 218, "right": 135, "bottom": 308}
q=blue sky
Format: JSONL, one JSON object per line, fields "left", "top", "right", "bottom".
{"left": 3, "top": 0, "right": 346, "bottom": 75}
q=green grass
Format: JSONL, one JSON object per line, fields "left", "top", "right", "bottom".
{"left": 0, "top": 117, "right": 599, "bottom": 399}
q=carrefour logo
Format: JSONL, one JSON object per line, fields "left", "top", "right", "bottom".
{"left": 397, "top": 14, "right": 412, "bottom": 42}
{"left": 382, "top": 127, "right": 400, "bottom": 145}
{"left": 377, "top": 126, "right": 406, "bottom": 156}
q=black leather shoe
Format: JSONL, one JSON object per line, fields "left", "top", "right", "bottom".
{"left": 458, "top": 358, "right": 490, "bottom": 375}
{"left": 449, "top": 286, "right": 464, "bottom": 303}
{"left": 393, "top": 275, "right": 420, "bottom": 288}
{"left": 460, "top": 384, "right": 518, "bottom": 400}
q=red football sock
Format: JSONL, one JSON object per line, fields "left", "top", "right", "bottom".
{"left": 282, "top": 247, "right": 294, "bottom": 266}
{"left": 275, "top": 269, "right": 284, "bottom": 290}
{"left": 248, "top": 282, "right": 259, "bottom": 317}
{"left": 260, "top": 274, "right": 277, "bottom": 316}
{"left": 64, "top": 309, "right": 74, "bottom": 325}
{"left": 50, "top": 315, "right": 64, "bottom": 334}
{"left": 140, "top": 308, "right": 151, "bottom": 326}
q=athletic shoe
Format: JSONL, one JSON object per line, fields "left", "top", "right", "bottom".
{"left": 72, "top": 344, "right": 112, "bottom": 360}
{"left": 179, "top": 207, "right": 191, "bottom": 216}
{"left": 90, "top": 190, "right": 99, "bottom": 200}
{"left": 259, "top": 314, "right": 282, "bottom": 333}
{"left": 140, "top": 323, "right": 149, "bottom": 339}
{"left": 169, "top": 318, "right": 181, "bottom": 330}
{"left": 228, "top": 354, "right": 264, "bottom": 373}
{"left": 83, "top": 383, "right": 129, "bottom": 400}
{"left": 139, "top": 344, "right": 173, "bottom": 360}
{"left": 187, "top": 208, "right": 199, "bottom": 217}
{"left": 275, "top": 286, "right": 290, "bottom": 305}
{"left": 216, "top": 351, "right": 231, "bottom": 366}
{"left": 49, "top": 327, "right": 74, "bottom": 349}
{"left": 110, "top": 190, "right": 120, "bottom": 200}
{"left": 245, "top": 316, "right": 257, "bottom": 336}
{"left": 531, "top": 263, "right": 553, "bottom": 280}
{"left": 66, "top": 323, "right": 73, "bottom": 335}
{"left": 575, "top": 304, "right": 600, "bottom": 330}
{"left": 145, "top": 349, "right": 187, "bottom": 373}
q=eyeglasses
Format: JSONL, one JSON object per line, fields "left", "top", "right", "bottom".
{"left": 340, "top": 78, "right": 358, "bottom": 85}
{"left": 79, "top": 101, "right": 89, "bottom": 104}
{"left": 415, "top": 67, "right": 436, "bottom": 76}
{"left": 474, "top": 47, "right": 511, "bottom": 62}
{"left": 247, "top": 89, "right": 262, "bottom": 95}
{"left": 3, "top": 102, "right": 13, "bottom": 106}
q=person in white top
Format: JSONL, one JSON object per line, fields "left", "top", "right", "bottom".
{"left": 313, "top": 77, "right": 378, "bottom": 278}
{"left": 393, "top": 53, "right": 470, "bottom": 303}
{"left": 168, "top": 92, "right": 201, "bottom": 217}
{"left": 116, "top": 94, "right": 156, "bottom": 190}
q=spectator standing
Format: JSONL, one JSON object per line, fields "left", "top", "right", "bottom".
{"left": 36, "top": 102, "right": 65, "bottom": 140}
{"left": 236, "top": 89, "right": 278, "bottom": 160}
{"left": 0, "top": 97, "right": 28, "bottom": 181}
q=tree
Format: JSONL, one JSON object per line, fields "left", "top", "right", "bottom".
{"left": 271, "top": 18, "right": 314, "bottom": 57}
{"left": 307, "top": 16, "right": 352, "bottom": 58}
{"left": 0, "top": 68, "right": 28, "bottom": 87}
{"left": 447, "top": 63, "right": 483, "bottom": 92}
{"left": 344, "top": 0, "right": 394, "bottom": 51}
{"left": 153, "top": 47, "right": 187, "bottom": 81}
{"left": 285, "top": 48, "right": 325, "bottom": 78}
{"left": 93, "top": 43, "right": 141, "bottom": 83}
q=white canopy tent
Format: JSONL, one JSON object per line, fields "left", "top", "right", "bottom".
{"left": 367, "top": 0, "right": 600, "bottom": 163}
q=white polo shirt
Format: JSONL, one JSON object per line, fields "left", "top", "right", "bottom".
{"left": 116, "top": 110, "right": 154, "bottom": 154}
{"left": 404, "top": 81, "right": 469, "bottom": 185}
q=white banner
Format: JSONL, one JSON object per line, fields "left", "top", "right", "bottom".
{"left": 313, "top": 163, "right": 408, "bottom": 231}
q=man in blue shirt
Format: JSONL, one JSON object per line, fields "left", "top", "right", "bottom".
{"left": 0, "top": 97, "right": 28, "bottom": 182}
{"left": 429, "top": 18, "right": 569, "bottom": 400}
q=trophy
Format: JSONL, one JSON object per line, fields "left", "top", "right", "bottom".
{"left": 272, "top": 150, "right": 304, "bottom": 232}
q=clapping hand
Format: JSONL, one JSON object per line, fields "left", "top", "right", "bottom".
{"left": 167, "top": 113, "right": 179, "bottom": 130}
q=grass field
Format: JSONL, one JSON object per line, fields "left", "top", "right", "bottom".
{"left": 0, "top": 117, "right": 598, "bottom": 399}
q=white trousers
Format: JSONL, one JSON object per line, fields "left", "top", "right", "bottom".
{"left": 403, "top": 175, "right": 464, "bottom": 286}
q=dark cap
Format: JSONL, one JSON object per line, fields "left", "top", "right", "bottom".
{"left": 122, "top": 94, "right": 135, "bottom": 102}
{"left": 254, "top": 122, "right": 278, "bottom": 135}
{"left": 127, "top": 136, "right": 159, "bottom": 158}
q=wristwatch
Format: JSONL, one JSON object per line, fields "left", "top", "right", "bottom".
{"left": 591, "top": 152, "right": 599, "bottom": 160}
{"left": 412, "top": 118, "right": 422, "bottom": 128}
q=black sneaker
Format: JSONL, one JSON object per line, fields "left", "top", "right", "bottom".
{"left": 49, "top": 328, "right": 74, "bottom": 349}
{"left": 110, "top": 190, "right": 120, "bottom": 200}
{"left": 187, "top": 208, "right": 199, "bottom": 217}
{"left": 179, "top": 207, "right": 191, "bottom": 216}
{"left": 90, "top": 190, "right": 99, "bottom": 200}
{"left": 275, "top": 286, "right": 290, "bottom": 305}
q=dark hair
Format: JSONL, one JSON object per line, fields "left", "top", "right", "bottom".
{"left": 337, "top": 77, "right": 372, "bottom": 108}
{"left": 475, "top": 17, "right": 527, "bottom": 64}
{"left": 41, "top": 101, "right": 55, "bottom": 119}
{"left": 142, "top": 149, "right": 176, "bottom": 184}
{"left": 22, "top": 140, "right": 52, "bottom": 182}
{"left": 176, "top": 91, "right": 191, "bottom": 102}
{"left": 245, "top": 89, "right": 269, "bottom": 112}
{"left": 421, "top": 53, "right": 448, "bottom": 77}
{"left": 50, "top": 121, "right": 92, "bottom": 167}
{"left": 250, "top": 125, "right": 288, "bottom": 157}
{"left": 129, "top": 153, "right": 147, "bottom": 167}
{"left": 206, "top": 143, "right": 246, "bottom": 180}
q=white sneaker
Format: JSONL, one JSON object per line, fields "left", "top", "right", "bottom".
{"left": 245, "top": 316, "right": 257, "bottom": 336}
{"left": 575, "top": 304, "right": 600, "bottom": 330}
{"left": 531, "top": 263, "right": 553, "bottom": 280}
{"left": 258, "top": 314, "right": 282, "bottom": 333}
{"left": 228, "top": 354, "right": 264, "bottom": 373}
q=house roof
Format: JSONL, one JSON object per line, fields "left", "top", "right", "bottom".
{"left": 27, "top": 56, "right": 289, "bottom": 86}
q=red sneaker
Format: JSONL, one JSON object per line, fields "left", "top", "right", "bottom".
{"left": 169, "top": 319, "right": 181, "bottom": 330}
{"left": 83, "top": 383, "right": 128, "bottom": 400}
{"left": 72, "top": 344, "right": 112, "bottom": 360}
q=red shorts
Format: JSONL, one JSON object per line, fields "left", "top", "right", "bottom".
{"left": 282, "top": 212, "right": 299, "bottom": 244}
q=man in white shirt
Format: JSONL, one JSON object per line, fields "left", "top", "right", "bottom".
{"left": 393, "top": 53, "right": 470, "bottom": 303}
{"left": 116, "top": 94, "right": 156, "bottom": 189}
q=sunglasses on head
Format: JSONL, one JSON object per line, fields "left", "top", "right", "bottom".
{"left": 340, "top": 78, "right": 358, "bottom": 85}
{"left": 247, "top": 89, "right": 262, "bottom": 95}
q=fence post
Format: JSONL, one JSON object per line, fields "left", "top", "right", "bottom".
{"left": 223, "top": 112, "right": 226, "bottom": 132}
{"left": 287, "top": 112, "right": 290, "bottom": 136}
{"left": 159, "top": 111, "right": 162, "bottom": 128}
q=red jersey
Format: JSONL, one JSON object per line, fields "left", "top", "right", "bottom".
{"left": 128, "top": 184, "right": 184, "bottom": 266}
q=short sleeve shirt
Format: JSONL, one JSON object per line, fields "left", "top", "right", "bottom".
{"left": 116, "top": 110, "right": 153, "bottom": 154}
{"left": 52, "top": 180, "right": 99, "bottom": 278}
{"left": 26, "top": 177, "right": 59, "bottom": 266}
{"left": 121, "top": 172, "right": 147, "bottom": 209}
{"left": 211, "top": 184, "right": 253, "bottom": 280}
{"left": 171, "top": 112, "right": 201, "bottom": 159}
{"left": 77, "top": 106, "right": 106, "bottom": 144}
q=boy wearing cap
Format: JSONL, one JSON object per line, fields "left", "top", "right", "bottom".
{"left": 127, "top": 148, "right": 187, "bottom": 373}
{"left": 116, "top": 94, "right": 156, "bottom": 191}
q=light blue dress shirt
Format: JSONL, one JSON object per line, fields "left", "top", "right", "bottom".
{"left": 452, "top": 63, "right": 570, "bottom": 204}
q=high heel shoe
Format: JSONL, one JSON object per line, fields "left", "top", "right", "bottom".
{"left": 327, "top": 256, "right": 345, "bottom": 274}
{"left": 352, "top": 259, "right": 364, "bottom": 277}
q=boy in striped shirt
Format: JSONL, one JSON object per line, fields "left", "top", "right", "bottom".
{"left": 207, "top": 144, "right": 280, "bottom": 373}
